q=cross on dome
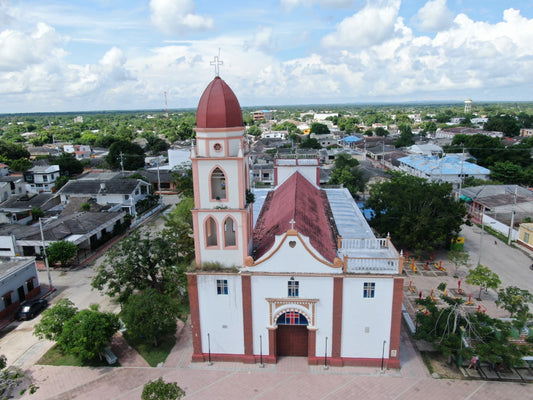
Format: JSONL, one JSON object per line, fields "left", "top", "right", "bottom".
{"left": 210, "top": 50, "right": 223, "bottom": 77}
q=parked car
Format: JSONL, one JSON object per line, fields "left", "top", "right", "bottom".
{"left": 15, "top": 299, "right": 48, "bottom": 321}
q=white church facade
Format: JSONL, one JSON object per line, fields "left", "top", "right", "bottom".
{"left": 187, "top": 75, "right": 404, "bottom": 368}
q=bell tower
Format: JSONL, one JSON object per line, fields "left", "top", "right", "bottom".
{"left": 190, "top": 75, "right": 253, "bottom": 267}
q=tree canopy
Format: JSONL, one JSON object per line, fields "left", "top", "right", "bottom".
{"left": 92, "top": 229, "right": 193, "bottom": 304}
{"left": 328, "top": 153, "right": 366, "bottom": 197}
{"left": 47, "top": 240, "right": 78, "bottom": 266}
{"left": 142, "top": 378, "right": 185, "bottom": 400}
{"left": 106, "top": 140, "right": 145, "bottom": 170}
{"left": 365, "top": 173, "right": 466, "bottom": 253}
{"left": 309, "top": 122, "right": 330, "bottom": 135}
{"left": 466, "top": 264, "right": 501, "bottom": 299}
{"left": 34, "top": 298, "right": 78, "bottom": 341}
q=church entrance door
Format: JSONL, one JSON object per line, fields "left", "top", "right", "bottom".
{"left": 277, "top": 325, "right": 308, "bottom": 356}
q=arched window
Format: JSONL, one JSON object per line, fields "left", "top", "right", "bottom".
{"left": 210, "top": 167, "right": 226, "bottom": 200}
{"left": 206, "top": 217, "right": 217, "bottom": 246}
{"left": 224, "top": 217, "right": 236, "bottom": 247}
{"left": 276, "top": 312, "right": 308, "bottom": 325}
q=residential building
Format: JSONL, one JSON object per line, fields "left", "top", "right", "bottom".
{"left": 0, "top": 193, "right": 59, "bottom": 224}
{"left": 23, "top": 165, "right": 60, "bottom": 194}
{"left": 0, "top": 257, "right": 41, "bottom": 319}
{"left": 253, "top": 110, "right": 272, "bottom": 121}
{"left": 517, "top": 223, "right": 533, "bottom": 251}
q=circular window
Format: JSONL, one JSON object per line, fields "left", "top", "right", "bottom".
{"left": 213, "top": 143, "right": 222, "bottom": 151}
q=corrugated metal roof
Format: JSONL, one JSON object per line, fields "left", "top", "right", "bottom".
{"left": 398, "top": 154, "right": 490, "bottom": 175}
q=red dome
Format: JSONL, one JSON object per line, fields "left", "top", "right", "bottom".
{"left": 196, "top": 76, "right": 243, "bottom": 129}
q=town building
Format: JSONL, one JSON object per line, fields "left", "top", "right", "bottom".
{"left": 253, "top": 110, "right": 272, "bottom": 121}
{"left": 0, "top": 257, "right": 41, "bottom": 319}
{"left": 398, "top": 154, "right": 490, "bottom": 187}
{"left": 517, "top": 223, "right": 533, "bottom": 251}
{"left": 187, "top": 75, "right": 403, "bottom": 368}
{"left": 23, "top": 165, "right": 60, "bottom": 194}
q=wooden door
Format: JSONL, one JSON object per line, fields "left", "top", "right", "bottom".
{"left": 277, "top": 325, "right": 308, "bottom": 356}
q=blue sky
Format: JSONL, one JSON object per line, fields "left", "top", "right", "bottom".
{"left": 1, "top": 0, "right": 533, "bottom": 113}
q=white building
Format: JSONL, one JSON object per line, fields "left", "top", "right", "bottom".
{"left": 187, "top": 76, "right": 404, "bottom": 368}
{"left": 23, "top": 165, "right": 60, "bottom": 194}
{"left": 0, "top": 257, "right": 41, "bottom": 319}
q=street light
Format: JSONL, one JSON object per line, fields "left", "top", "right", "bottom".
{"left": 39, "top": 217, "right": 56, "bottom": 293}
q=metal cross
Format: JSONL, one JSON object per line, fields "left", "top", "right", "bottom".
{"left": 289, "top": 219, "right": 296, "bottom": 230}
{"left": 210, "top": 50, "right": 223, "bottom": 77}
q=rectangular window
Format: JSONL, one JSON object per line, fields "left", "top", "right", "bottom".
{"left": 217, "top": 279, "right": 228, "bottom": 295}
{"left": 288, "top": 280, "right": 299, "bottom": 297}
{"left": 363, "top": 282, "right": 375, "bottom": 298}
{"left": 524, "top": 232, "right": 530, "bottom": 243}
{"left": 3, "top": 293, "right": 12, "bottom": 308}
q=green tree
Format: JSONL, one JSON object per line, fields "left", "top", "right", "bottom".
{"left": 374, "top": 126, "right": 389, "bottom": 137}
{"left": 309, "top": 122, "right": 330, "bottom": 135}
{"left": 366, "top": 173, "right": 466, "bottom": 253}
{"left": 54, "top": 175, "right": 70, "bottom": 191}
{"left": 447, "top": 249, "right": 470, "bottom": 277}
{"left": 8, "top": 158, "right": 32, "bottom": 172}
{"left": 34, "top": 299, "right": 78, "bottom": 341}
{"left": 466, "top": 264, "right": 501, "bottom": 299}
{"left": 51, "top": 153, "right": 84, "bottom": 176}
{"left": 328, "top": 153, "right": 366, "bottom": 196}
{"left": 484, "top": 114, "right": 520, "bottom": 136}
{"left": 58, "top": 306, "right": 120, "bottom": 361}
{"left": 495, "top": 286, "right": 533, "bottom": 324}
{"left": 0, "top": 141, "right": 30, "bottom": 160}
{"left": 47, "top": 240, "right": 78, "bottom": 266}
{"left": 299, "top": 137, "right": 321, "bottom": 149}
{"left": 106, "top": 141, "right": 145, "bottom": 170}
{"left": 394, "top": 124, "right": 414, "bottom": 147}
{"left": 142, "top": 378, "right": 185, "bottom": 400}
{"left": 121, "top": 289, "right": 183, "bottom": 346}
{"left": 171, "top": 163, "right": 193, "bottom": 198}
{"left": 490, "top": 161, "right": 524, "bottom": 184}
{"left": 92, "top": 230, "right": 193, "bottom": 304}
{"left": 164, "top": 197, "right": 194, "bottom": 229}
{"left": 31, "top": 207, "right": 44, "bottom": 221}
{"left": 247, "top": 125, "right": 262, "bottom": 136}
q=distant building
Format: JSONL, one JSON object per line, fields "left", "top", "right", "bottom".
{"left": 520, "top": 128, "right": 533, "bottom": 137}
{"left": 0, "top": 164, "right": 9, "bottom": 176}
{"left": 23, "top": 165, "right": 60, "bottom": 194}
{"left": 407, "top": 144, "right": 443, "bottom": 157}
{"left": 253, "top": 110, "right": 272, "bottom": 121}
{"left": 517, "top": 223, "right": 533, "bottom": 251}
{"left": 398, "top": 154, "right": 490, "bottom": 187}
{"left": 464, "top": 99, "right": 472, "bottom": 113}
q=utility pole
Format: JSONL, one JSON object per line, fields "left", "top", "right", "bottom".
{"left": 508, "top": 185, "right": 518, "bottom": 245}
{"left": 119, "top": 152, "right": 125, "bottom": 177}
{"left": 458, "top": 145, "right": 465, "bottom": 199}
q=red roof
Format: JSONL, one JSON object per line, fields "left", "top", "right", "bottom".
{"left": 196, "top": 76, "right": 243, "bottom": 129}
{"left": 252, "top": 172, "right": 338, "bottom": 263}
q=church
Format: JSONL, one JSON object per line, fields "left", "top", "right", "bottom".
{"left": 187, "top": 73, "right": 404, "bottom": 368}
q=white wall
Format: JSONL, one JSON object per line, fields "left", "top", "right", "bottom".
{"left": 0, "top": 235, "right": 16, "bottom": 257}
{"left": 341, "top": 277, "right": 393, "bottom": 358}
{"left": 197, "top": 160, "right": 243, "bottom": 209}
{"left": 276, "top": 165, "right": 317, "bottom": 187}
{"left": 197, "top": 274, "right": 244, "bottom": 355}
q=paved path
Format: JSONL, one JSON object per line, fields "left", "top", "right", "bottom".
{"left": 14, "top": 320, "right": 532, "bottom": 400}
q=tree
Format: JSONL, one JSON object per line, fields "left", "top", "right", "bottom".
{"left": 34, "top": 298, "right": 78, "bottom": 341}
{"left": 466, "top": 264, "right": 501, "bottom": 299}
{"left": 496, "top": 286, "right": 533, "bottom": 324}
{"left": 47, "top": 240, "right": 78, "bottom": 266}
{"left": 299, "top": 137, "right": 321, "bottom": 149}
{"left": 394, "top": 124, "right": 414, "bottom": 147}
{"left": 374, "top": 126, "right": 389, "bottom": 137}
{"left": 366, "top": 173, "right": 466, "bottom": 253}
{"left": 164, "top": 197, "right": 194, "bottom": 229}
{"left": 92, "top": 230, "right": 193, "bottom": 304}
{"left": 447, "top": 249, "right": 470, "bottom": 277}
{"left": 58, "top": 306, "right": 120, "bottom": 361}
{"left": 484, "top": 115, "right": 520, "bottom": 137}
{"left": 54, "top": 175, "right": 70, "bottom": 191}
{"left": 171, "top": 163, "right": 193, "bottom": 198}
{"left": 247, "top": 125, "right": 262, "bottom": 136}
{"left": 0, "top": 141, "right": 30, "bottom": 160}
{"left": 31, "top": 207, "right": 44, "bottom": 221}
{"left": 309, "top": 122, "right": 330, "bottom": 135}
{"left": 328, "top": 153, "right": 366, "bottom": 197}
{"left": 142, "top": 378, "right": 185, "bottom": 400}
{"left": 121, "top": 289, "right": 183, "bottom": 347}
{"left": 106, "top": 141, "right": 145, "bottom": 170}
{"left": 8, "top": 157, "right": 32, "bottom": 172}
{"left": 51, "top": 153, "right": 84, "bottom": 176}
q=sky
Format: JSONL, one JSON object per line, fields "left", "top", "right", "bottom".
{"left": 1, "top": 0, "right": 533, "bottom": 113}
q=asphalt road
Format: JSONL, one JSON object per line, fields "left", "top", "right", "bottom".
{"left": 461, "top": 223, "right": 533, "bottom": 293}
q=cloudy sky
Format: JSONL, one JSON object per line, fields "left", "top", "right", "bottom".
{"left": 1, "top": 0, "right": 533, "bottom": 113}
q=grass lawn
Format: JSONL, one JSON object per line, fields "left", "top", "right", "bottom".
{"left": 123, "top": 333, "right": 176, "bottom": 367}
{"left": 37, "top": 344, "right": 119, "bottom": 367}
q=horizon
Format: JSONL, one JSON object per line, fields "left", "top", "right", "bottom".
{"left": 2, "top": 0, "right": 533, "bottom": 114}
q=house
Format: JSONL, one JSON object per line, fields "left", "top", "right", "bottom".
{"left": 0, "top": 176, "right": 26, "bottom": 201}
{"left": 520, "top": 128, "right": 533, "bottom": 137}
{"left": 187, "top": 75, "right": 403, "bottom": 368}
{"left": 517, "top": 223, "right": 533, "bottom": 251}
{"left": 398, "top": 154, "right": 490, "bottom": 187}
{"left": 0, "top": 211, "right": 127, "bottom": 258}
{"left": 0, "top": 257, "right": 41, "bottom": 319}
{"left": 23, "top": 165, "right": 61, "bottom": 194}
{"left": 0, "top": 164, "right": 9, "bottom": 176}
{"left": 0, "top": 193, "right": 60, "bottom": 224}
{"left": 407, "top": 144, "right": 443, "bottom": 157}
{"left": 57, "top": 178, "right": 151, "bottom": 216}
{"left": 252, "top": 110, "right": 272, "bottom": 121}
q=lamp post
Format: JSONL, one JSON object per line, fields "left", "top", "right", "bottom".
{"left": 38, "top": 217, "right": 55, "bottom": 292}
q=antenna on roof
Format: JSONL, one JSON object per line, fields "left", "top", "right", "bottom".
{"left": 210, "top": 48, "right": 223, "bottom": 77}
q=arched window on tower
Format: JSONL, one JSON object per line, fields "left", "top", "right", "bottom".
{"left": 206, "top": 217, "right": 217, "bottom": 246}
{"left": 224, "top": 217, "right": 236, "bottom": 247}
{"left": 210, "top": 167, "right": 226, "bottom": 200}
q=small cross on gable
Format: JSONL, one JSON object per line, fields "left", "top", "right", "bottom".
{"left": 289, "top": 218, "right": 296, "bottom": 230}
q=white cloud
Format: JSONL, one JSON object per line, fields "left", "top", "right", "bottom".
{"left": 281, "top": 0, "right": 353, "bottom": 11}
{"left": 0, "top": 22, "right": 66, "bottom": 71}
{"left": 412, "top": 0, "right": 454, "bottom": 32}
{"left": 243, "top": 27, "right": 276, "bottom": 53}
{"left": 150, "top": 0, "right": 213, "bottom": 35}
{"left": 321, "top": 0, "right": 401, "bottom": 49}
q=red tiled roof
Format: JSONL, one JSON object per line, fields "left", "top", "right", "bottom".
{"left": 252, "top": 172, "right": 338, "bottom": 263}
{"left": 196, "top": 76, "right": 243, "bottom": 129}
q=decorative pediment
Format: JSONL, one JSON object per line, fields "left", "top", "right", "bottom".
{"left": 266, "top": 297, "right": 319, "bottom": 328}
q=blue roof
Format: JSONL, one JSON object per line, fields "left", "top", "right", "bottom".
{"left": 340, "top": 135, "right": 361, "bottom": 143}
{"left": 398, "top": 154, "right": 490, "bottom": 175}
